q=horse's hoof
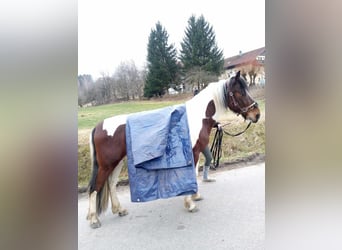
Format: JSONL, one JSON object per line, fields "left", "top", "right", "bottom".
{"left": 189, "top": 207, "right": 199, "bottom": 213}
{"left": 119, "top": 209, "right": 128, "bottom": 217}
{"left": 90, "top": 221, "right": 101, "bottom": 229}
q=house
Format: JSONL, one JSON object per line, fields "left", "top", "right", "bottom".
{"left": 220, "top": 47, "right": 265, "bottom": 87}
{"left": 168, "top": 87, "right": 179, "bottom": 95}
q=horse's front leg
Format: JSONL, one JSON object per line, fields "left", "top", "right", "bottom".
{"left": 192, "top": 162, "right": 203, "bottom": 200}
{"left": 184, "top": 148, "right": 202, "bottom": 211}
{"left": 195, "top": 161, "right": 200, "bottom": 177}
{"left": 184, "top": 195, "right": 199, "bottom": 212}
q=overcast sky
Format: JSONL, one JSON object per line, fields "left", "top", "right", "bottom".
{"left": 78, "top": 0, "right": 264, "bottom": 79}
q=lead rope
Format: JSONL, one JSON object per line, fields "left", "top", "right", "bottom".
{"left": 210, "top": 126, "right": 223, "bottom": 169}
{"left": 210, "top": 121, "right": 252, "bottom": 169}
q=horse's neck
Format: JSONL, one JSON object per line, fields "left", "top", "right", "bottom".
{"left": 188, "top": 81, "right": 226, "bottom": 117}
{"left": 186, "top": 94, "right": 212, "bottom": 118}
{"left": 185, "top": 89, "right": 215, "bottom": 148}
{"left": 185, "top": 81, "right": 227, "bottom": 147}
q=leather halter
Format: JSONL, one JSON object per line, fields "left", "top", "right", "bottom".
{"left": 224, "top": 80, "right": 257, "bottom": 116}
{"left": 229, "top": 92, "right": 256, "bottom": 114}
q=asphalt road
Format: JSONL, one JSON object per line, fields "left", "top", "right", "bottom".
{"left": 78, "top": 162, "right": 265, "bottom": 250}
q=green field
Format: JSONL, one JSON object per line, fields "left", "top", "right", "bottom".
{"left": 78, "top": 100, "right": 185, "bottom": 130}
{"left": 78, "top": 94, "right": 265, "bottom": 187}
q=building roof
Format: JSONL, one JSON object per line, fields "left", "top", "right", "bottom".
{"left": 224, "top": 47, "right": 265, "bottom": 69}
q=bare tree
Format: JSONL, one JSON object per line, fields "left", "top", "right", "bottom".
{"left": 183, "top": 66, "right": 218, "bottom": 92}
{"left": 114, "top": 61, "right": 144, "bottom": 100}
{"left": 78, "top": 60, "right": 146, "bottom": 106}
{"left": 78, "top": 74, "right": 94, "bottom": 106}
{"left": 242, "top": 64, "right": 262, "bottom": 86}
{"left": 92, "top": 72, "right": 114, "bottom": 104}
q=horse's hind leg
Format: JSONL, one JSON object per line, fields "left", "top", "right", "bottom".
{"left": 87, "top": 168, "right": 112, "bottom": 228}
{"left": 108, "top": 160, "right": 128, "bottom": 217}
{"left": 87, "top": 167, "right": 112, "bottom": 228}
{"left": 87, "top": 191, "right": 101, "bottom": 228}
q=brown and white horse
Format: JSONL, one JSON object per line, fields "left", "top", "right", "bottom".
{"left": 86, "top": 71, "right": 260, "bottom": 228}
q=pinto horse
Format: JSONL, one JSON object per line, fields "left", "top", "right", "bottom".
{"left": 86, "top": 71, "right": 260, "bottom": 228}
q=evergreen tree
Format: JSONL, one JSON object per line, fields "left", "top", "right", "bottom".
{"left": 180, "top": 15, "right": 224, "bottom": 89}
{"left": 144, "top": 22, "right": 179, "bottom": 98}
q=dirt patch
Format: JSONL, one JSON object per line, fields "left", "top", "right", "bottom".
{"left": 78, "top": 129, "right": 92, "bottom": 145}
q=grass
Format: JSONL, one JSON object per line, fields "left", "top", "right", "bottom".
{"left": 78, "top": 100, "right": 185, "bottom": 130}
{"left": 78, "top": 145, "right": 92, "bottom": 187}
{"left": 78, "top": 89, "right": 265, "bottom": 187}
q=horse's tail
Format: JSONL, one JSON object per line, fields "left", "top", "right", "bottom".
{"left": 88, "top": 127, "right": 110, "bottom": 215}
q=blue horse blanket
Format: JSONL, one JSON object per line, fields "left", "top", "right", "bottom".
{"left": 126, "top": 104, "right": 198, "bottom": 202}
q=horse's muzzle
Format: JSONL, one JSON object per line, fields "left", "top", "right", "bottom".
{"left": 246, "top": 106, "right": 260, "bottom": 123}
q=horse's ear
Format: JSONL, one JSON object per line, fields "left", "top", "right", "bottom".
{"left": 236, "top": 71, "right": 240, "bottom": 79}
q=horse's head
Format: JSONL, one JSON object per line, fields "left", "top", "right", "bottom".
{"left": 225, "top": 71, "right": 260, "bottom": 123}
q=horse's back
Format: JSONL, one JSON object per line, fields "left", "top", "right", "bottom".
{"left": 93, "top": 115, "right": 128, "bottom": 167}
{"left": 101, "top": 114, "right": 128, "bottom": 137}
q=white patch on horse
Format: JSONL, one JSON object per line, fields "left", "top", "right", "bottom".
{"left": 87, "top": 190, "right": 101, "bottom": 228}
{"left": 185, "top": 80, "right": 227, "bottom": 147}
{"left": 108, "top": 161, "right": 128, "bottom": 216}
{"left": 102, "top": 114, "right": 128, "bottom": 136}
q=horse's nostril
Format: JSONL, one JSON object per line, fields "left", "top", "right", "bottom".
{"left": 256, "top": 113, "right": 260, "bottom": 120}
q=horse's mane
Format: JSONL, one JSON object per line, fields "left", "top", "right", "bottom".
{"left": 229, "top": 76, "right": 249, "bottom": 96}
{"left": 188, "top": 80, "right": 227, "bottom": 120}
{"left": 185, "top": 79, "right": 227, "bottom": 147}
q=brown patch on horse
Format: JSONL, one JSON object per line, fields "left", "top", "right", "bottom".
{"left": 192, "top": 100, "right": 217, "bottom": 165}
{"left": 192, "top": 117, "right": 217, "bottom": 165}
{"left": 93, "top": 124, "right": 127, "bottom": 192}
{"left": 205, "top": 100, "right": 216, "bottom": 117}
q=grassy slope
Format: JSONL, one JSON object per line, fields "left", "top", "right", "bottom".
{"left": 78, "top": 100, "right": 185, "bottom": 130}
